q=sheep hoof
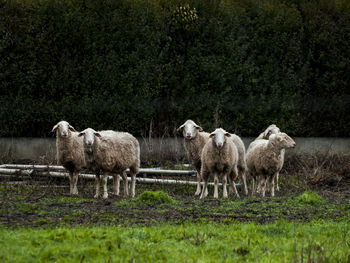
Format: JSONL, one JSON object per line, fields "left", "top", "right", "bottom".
{"left": 94, "top": 194, "right": 99, "bottom": 199}
{"left": 103, "top": 193, "right": 108, "bottom": 199}
{"left": 194, "top": 190, "right": 201, "bottom": 196}
{"left": 113, "top": 192, "right": 120, "bottom": 196}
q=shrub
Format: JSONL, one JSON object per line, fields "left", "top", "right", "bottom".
{"left": 296, "top": 190, "right": 325, "bottom": 205}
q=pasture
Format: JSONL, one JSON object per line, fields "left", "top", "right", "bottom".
{"left": 0, "top": 164, "right": 350, "bottom": 262}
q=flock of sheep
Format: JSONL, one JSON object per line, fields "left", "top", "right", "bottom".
{"left": 52, "top": 120, "right": 296, "bottom": 199}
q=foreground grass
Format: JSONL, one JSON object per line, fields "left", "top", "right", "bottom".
{"left": 0, "top": 221, "right": 349, "bottom": 262}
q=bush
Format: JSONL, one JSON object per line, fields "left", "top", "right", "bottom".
{"left": 1, "top": 0, "right": 349, "bottom": 137}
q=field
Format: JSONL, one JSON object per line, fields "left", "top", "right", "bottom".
{"left": 1, "top": 160, "right": 350, "bottom": 262}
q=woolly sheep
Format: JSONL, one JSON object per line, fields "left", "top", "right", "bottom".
{"left": 200, "top": 128, "right": 240, "bottom": 199}
{"left": 78, "top": 128, "right": 140, "bottom": 199}
{"left": 246, "top": 132, "right": 296, "bottom": 197}
{"left": 52, "top": 121, "right": 86, "bottom": 195}
{"left": 177, "top": 120, "right": 209, "bottom": 196}
{"left": 251, "top": 124, "right": 283, "bottom": 192}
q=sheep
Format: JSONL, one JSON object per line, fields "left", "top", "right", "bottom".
{"left": 200, "top": 128, "right": 240, "bottom": 199}
{"left": 52, "top": 121, "right": 86, "bottom": 196}
{"left": 246, "top": 132, "right": 296, "bottom": 197}
{"left": 78, "top": 128, "right": 140, "bottom": 199}
{"left": 251, "top": 124, "right": 283, "bottom": 192}
{"left": 255, "top": 124, "right": 280, "bottom": 141}
{"left": 229, "top": 133, "right": 248, "bottom": 195}
{"left": 177, "top": 120, "right": 209, "bottom": 196}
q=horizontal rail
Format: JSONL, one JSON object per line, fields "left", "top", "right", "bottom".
{"left": 0, "top": 164, "right": 196, "bottom": 176}
{"left": 0, "top": 164, "right": 242, "bottom": 188}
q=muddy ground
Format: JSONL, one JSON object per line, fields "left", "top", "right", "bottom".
{"left": 1, "top": 168, "right": 350, "bottom": 228}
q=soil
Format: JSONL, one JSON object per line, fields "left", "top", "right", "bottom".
{"left": 0, "top": 172, "right": 349, "bottom": 228}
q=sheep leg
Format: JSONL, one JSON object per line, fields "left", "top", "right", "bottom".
{"left": 71, "top": 171, "right": 79, "bottom": 195}
{"left": 251, "top": 177, "right": 256, "bottom": 196}
{"left": 230, "top": 168, "right": 240, "bottom": 198}
{"left": 200, "top": 170, "right": 209, "bottom": 199}
{"left": 94, "top": 173, "right": 100, "bottom": 199}
{"left": 68, "top": 172, "right": 74, "bottom": 195}
{"left": 121, "top": 172, "right": 129, "bottom": 197}
{"left": 113, "top": 174, "right": 120, "bottom": 196}
{"left": 213, "top": 173, "right": 219, "bottom": 199}
{"left": 270, "top": 174, "right": 276, "bottom": 197}
{"left": 222, "top": 174, "right": 228, "bottom": 198}
{"left": 261, "top": 176, "right": 267, "bottom": 197}
{"left": 194, "top": 170, "right": 202, "bottom": 196}
{"left": 130, "top": 173, "right": 136, "bottom": 198}
{"left": 275, "top": 172, "right": 280, "bottom": 191}
{"left": 241, "top": 170, "right": 248, "bottom": 196}
{"left": 102, "top": 172, "right": 109, "bottom": 199}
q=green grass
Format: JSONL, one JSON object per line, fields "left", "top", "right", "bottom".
{"left": 295, "top": 190, "right": 325, "bottom": 205}
{"left": 0, "top": 221, "right": 349, "bottom": 262}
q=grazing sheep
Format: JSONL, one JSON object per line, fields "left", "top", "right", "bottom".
{"left": 246, "top": 133, "right": 296, "bottom": 197}
{"left": 52, "top": 121, "right": 86, "bottom": 195}
{"left": 78, "top": 128, "right": 140, "bottom": 199}
{"left": 200, "top": 128, "right": 240, "bottom": 199}
{"left": 252, "top": 124, "right": 283, "bottom": 192}
{"left": 230, "top": 133, "right": 248, "bottom": 195}
{"left": 177, "top": 120, "right": 210, "bottom": 196}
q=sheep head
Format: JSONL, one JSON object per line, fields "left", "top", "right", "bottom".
{"left": 52, "top": 121, "right": 76, "bottom": 138}
{"left": 177, "top": 120, "right": 203, "bottom": 139}
{"left": 209, "top": 128, "right": 231, "bottom": 149}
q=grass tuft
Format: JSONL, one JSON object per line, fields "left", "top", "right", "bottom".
{"left": 296, "top": 190, "right": 325, "bottom": 205}
{"left": 132, "top": 191, "right": 175, "bottom": 206}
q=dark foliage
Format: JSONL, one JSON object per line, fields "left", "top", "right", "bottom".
{"left": 1, "top": 0, "right": 349, "bottom": 137}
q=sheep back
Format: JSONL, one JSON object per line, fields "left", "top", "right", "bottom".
{"left": 93, "top": 131, "right": 140, "bottom": 173}
{"left": 246, "top": 140, "right": 282, "bottom": 176}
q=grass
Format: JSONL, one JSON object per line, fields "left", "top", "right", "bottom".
{"left": 0, "top": 221, "right": 349, "bottom": 262}
{"left": 295, "top": 190, "right": 325, "bottom": 205}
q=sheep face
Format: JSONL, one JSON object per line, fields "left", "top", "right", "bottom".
{"left": 263, "top": 124, "right": 280, "bottom": 139}
{"left": 78, "top": 128, "right": 101, "bottom": 147}
{"left": 209, "top": 128, "right": 231, "bottom": 149}
{"left": 270, "top": 133, "right": 296, "bottom": 149}
{"left": 177, "top": 120, "right": 203, "bottom": 140}
{"left": 52, "top": 121, "right": 76, "bottom": 138}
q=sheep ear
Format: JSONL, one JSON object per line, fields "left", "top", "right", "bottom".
{"left": 195, "top": 125, "right": 203, "bottom": 132}
{"left": 209, "top": 133, "right": 215, "bottom": 138}
{"left": 95, "top": 132, "right": 101, "bottom": 138}
{"left": 68, "top": 125, "right": 77, "bottom": 132}
{"left": 177, "top": 124, "right": 185, "bottom": 132}
{"left": 225, "top": 133, "right": 231, "bottom": 137}
{"left": 51, "top": 124, "right": 58, "bottom": 132}
{"left": 78, "top": 132, "right": 84, "bottom": 137}
{"left": 279, "top": 137, "right": 284, "bottom": 142}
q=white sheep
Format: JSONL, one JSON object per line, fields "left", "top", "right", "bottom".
{"left": 177, "top": 120, "right": 209, "bottom": 196}
{"left": 229, "top": 133, "right": 248, "bottom": 195}
{"left": 78, "top": 128, "right": 140, "bottom": 199}
{"left": 52, "top": 121, "right": 86, "bottom": 195}
{"left": 255, "top": 124, "right": 281, "bottom": 140}
{"left": 200, "top": 128, "right": 240, "bottom": 199}
{"left": 246, "top": 132, "right": 296, "bottom": 197}
{"left": 251, "top": 124, "right": 283, "bottom": 192}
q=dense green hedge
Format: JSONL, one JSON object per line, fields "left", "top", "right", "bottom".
{"left": 1, "top": 0, "right": 349, "bottom": 137}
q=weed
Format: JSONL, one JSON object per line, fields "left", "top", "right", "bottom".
{"left": 295, "top": 190, "right": 325, "bottom": 205}
{"left": 130, "top": 191, "right": 175, "bottom": 206}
